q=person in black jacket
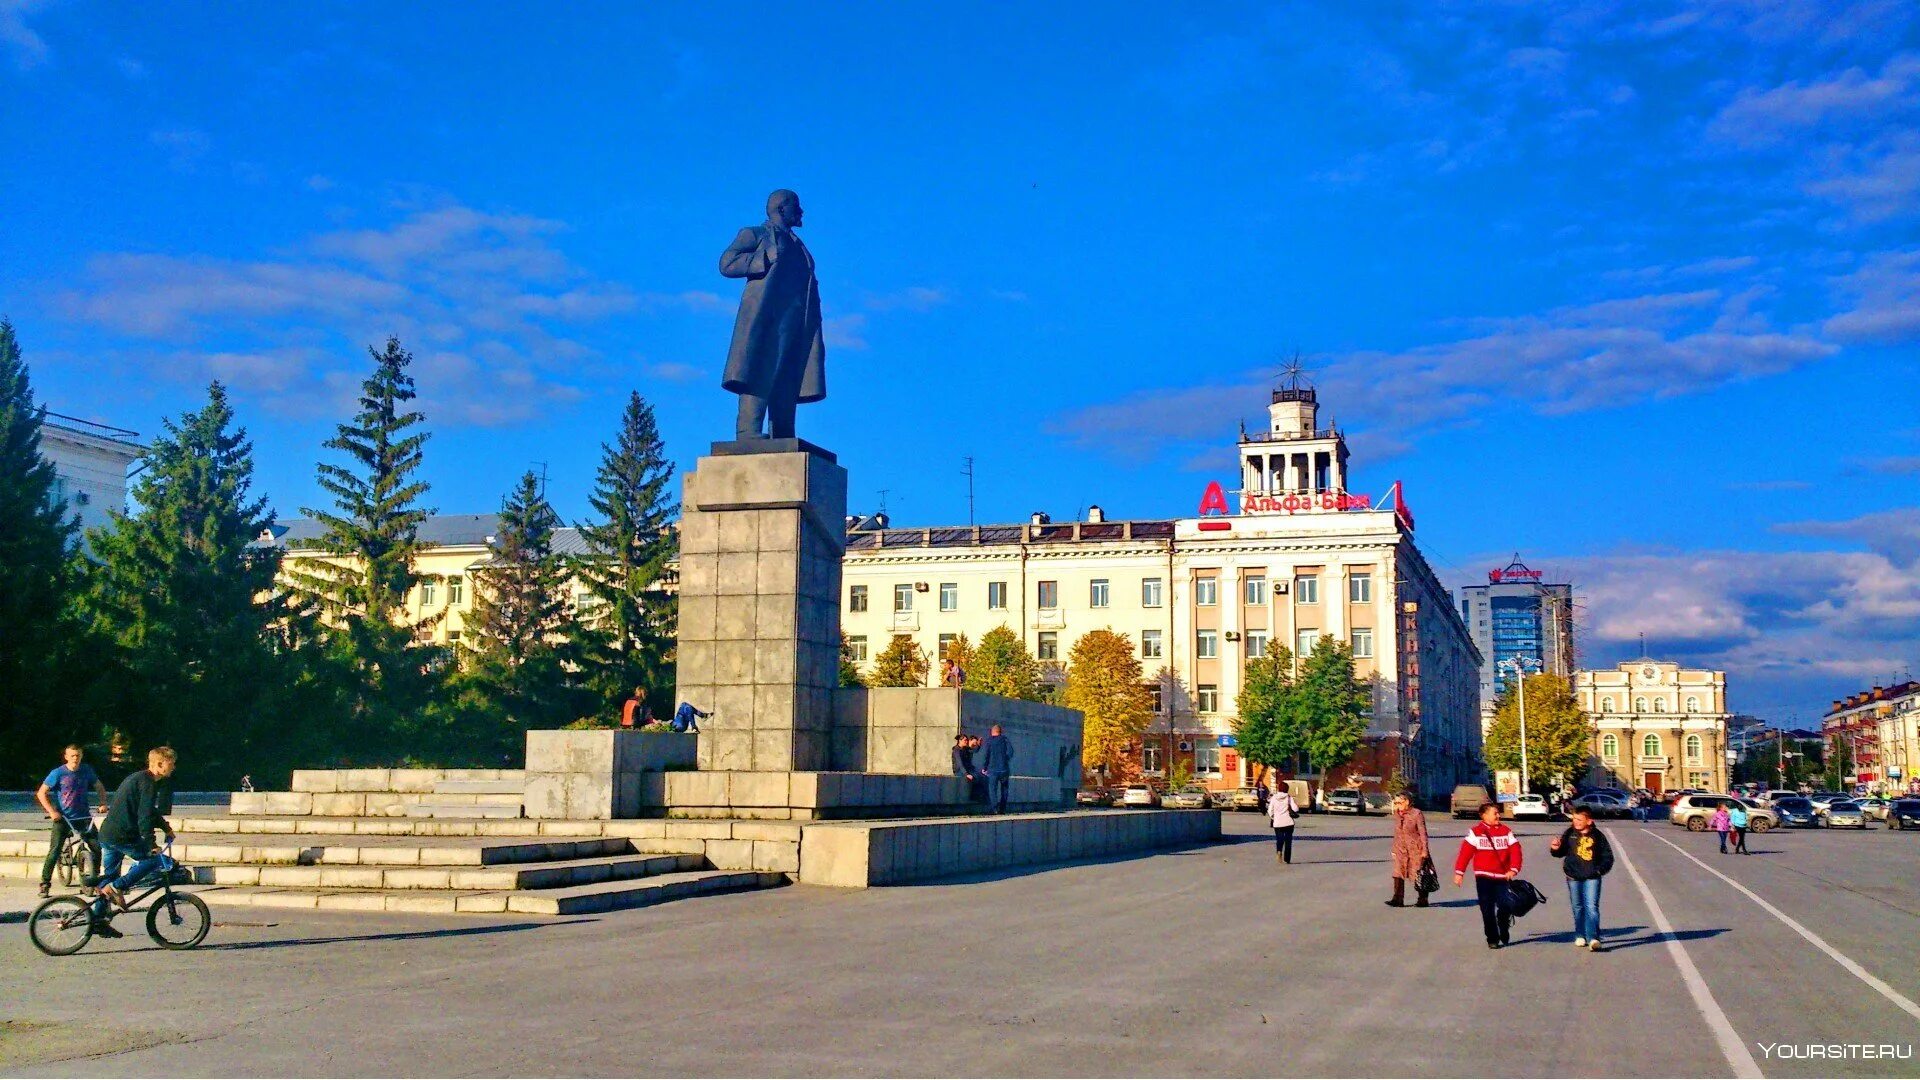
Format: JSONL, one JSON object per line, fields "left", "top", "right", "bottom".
{"left": 952, "top": 734, "right": 981, "bottom": 801}
{"left": 90, "top": 747, "right": 178, "bottom": 934}
{"left": 1548, "top": 806, "right": 1614, "bottom": 953}
{"left": 978, "top": 725, "right": 1015, "bottom": 813}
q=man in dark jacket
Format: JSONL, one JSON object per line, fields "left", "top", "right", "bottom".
{"left": 952, "top": 734, "right": 980, "bottom": 799}
{"left": 1549, "top": 806, "right": 1615, "bottom": 952}
{"left": 91, "top": 746, "right": 178, "bottom": 933}
{"left": 979, "top": 725, "right": 1015, "bottom": 814}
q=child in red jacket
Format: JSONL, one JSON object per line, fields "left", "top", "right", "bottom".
{"left": 1453, "top": 801, "right": 1522, "bottom": 949}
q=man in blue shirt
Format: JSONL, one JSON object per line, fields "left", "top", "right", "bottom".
{"left": 672, "top": 701, "right": 709, "bottom": 734}
{"left": 979, "top": 725, "right": 1015, "bottom": 814}
{"left": 33, "top": 744, "right": 108, "bottom": 899}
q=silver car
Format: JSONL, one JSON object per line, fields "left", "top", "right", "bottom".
{"left": 1824, "top": 800, "right": 1869, "bottom": 829}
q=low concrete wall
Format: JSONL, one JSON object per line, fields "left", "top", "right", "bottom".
{"left": 831, "top": 688, "right": 1083, "bottom": 805}
{"left": 523, "top": 730, "right": 698, "bottom": 819}
{"left": 656, "top": 771, "right": 1061, "bottom": 820}
{"left": 291, "top": 769, "right": 523, "bottom": 793}
{"left": 797, "top": 808, "right": 1220, "bottom": 888}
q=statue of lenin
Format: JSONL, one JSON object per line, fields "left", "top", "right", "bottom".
{"left": 718, "top": 189, "right": 825, "bottom": 440}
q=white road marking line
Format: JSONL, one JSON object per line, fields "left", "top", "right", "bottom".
{"left": 1615, "top": 836, "right": 1762, "bottom": 1079}
{"left": 1643, "top": 828, "right": 1920, "bottom": 1025}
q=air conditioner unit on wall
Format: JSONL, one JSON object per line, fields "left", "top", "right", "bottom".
{"left": 1178, "top": 740, "right": 1193, "bottom": 752}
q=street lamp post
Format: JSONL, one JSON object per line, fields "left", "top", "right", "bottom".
{"left": 1499, "top": 656, "right": 1542, "bottom": 795}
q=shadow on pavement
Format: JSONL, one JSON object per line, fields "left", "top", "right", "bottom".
{"left": 198, "top": 919, "right": 598, "bottom": 952}
{"left": 1510, "top": 926, "right": 1723, "bottom": 951}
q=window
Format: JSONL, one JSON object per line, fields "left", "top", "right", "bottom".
{"left": 1194, "top": 744, "right": 1221, "bottom": 777}
{"left": 1195, "top": 577, "right": 1218, "bottom": 606}
{"left": 1147, "top": 682, "right": 1164, "bottom": 713}
{"left": 1635, "top": 697, "right": 1647, "bottom": 712}
{"left": 1197, "top": 685, "right": 1220, "bottom": 713}
{"left": 1037, "top": 632, "right": 1059, "bottom": 661}
{"left": 1295, "top": 575, "right": 1319, "bottom": 604}
{"left": 1141, "top": 578, "right": 1164, "bottom": 607}
{"left": 1244, "top": 576, "right": 1268, "bottom": 606}
{"left": 1296, "top": 629, "right": 1319, "bottom": 655}
{"left": 987, "top": 581, "right": 1008, "bottom": 610}
{"left": 1652, "top": 699, "right": 1665, "bottom": 713}
{"left": 1089, "top": 579, "right": 1110, "bottom": 608}
{"left": 1642, "top": 734, "right": 1662, "bottom": 759}
{"left": 893, "top": 584, "right": 914, "bottom": 612}
{"left": 1601, "top": 734, "right": 1619, "bottom": 760}
{"left": 1350, "top": 627, "right": 1373, "bottom": 659}
{"left": 447, "top": 576, "right": 464, "bottom": 604}
{"left": 847, "top": 635, "right": 868, "bottom": 662}
{"left": 1196, "top": 630, "right": 1219, "bottom": 659}
{"left": 1244, "top": 630, "right": 1269, "bottom": 659}
{"left": 1141, "top": 629, "right": 1163, "bottom": 659}
{"left": 1601, "top": 697, "right": 1614, "bottom": 713}
{"left": 1349, "top": 573, "right": 1372, "bottom": 604}
{"left": 938, "top": 582, "right": 958, "bottom": 612}
{"left": 1685, "top": 696, "right": 1699, "bottom": 713}
{"left": 1685, "top": 734, "right": 1703, "bottom": 764}
{"left": 421, "top": 580, "right": 437, "bottom": 606}
{"left": 1037, "top": 580, "right": 1059, "bottom": 609}
{"left": 1142, "top": 743, "right": 1161, "bottom": 774}
{"left": 938, "top": 633, "right": 958, "bottom": 660}
{"left": 446, "top": 630, "right": 462, "bottom": 644}
{"left": 849, "top": 584, "right": 869, "bottom": 612}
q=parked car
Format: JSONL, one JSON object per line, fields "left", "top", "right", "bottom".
{"left": 1076, "top": 787, "right": 1116, "bottom": 807}
{"left": 1363, "top": 791, "right": 1391, "bottom": 813}
{"left": 1119, "top": 785, "right": 1159, "bottom": 808}
{"left": 1824, "top": 800, "right": 1869, "bottom": 829}
{"left": 1807, "top": 792, "right": 1846, "bottom": 814}
{"left": 1761, "top": 790, "right": 1799, "bottom": 806}
{"left": 1570, "top": 791, "right": 1632, "bottom": 819}
{"left": 1326, "top": 788, "right": 1368, "bottom": 814}
{"left": 1888, "top": 799, "right": 1920, "bottom": 830}
{"left": 1162, "top": 786, "right": 1211, "bottom": 810}
{"left": 1859, "top": 797, "right": 1891, "bottom": 822}
{"left": 1450, "top": 784, "right": 1493, "bottom": 819}
{"left": 1771, "top": 797, "right": 1820, "bottom": 827}
{"left": 1225, "top": 787, "right": 1265, "bottom": 812}
{"left": 1671, "top": 794, "right": 1777, "bottom": 832}
{"left": 1511, "top": 793, "right": 1551, "bottom": 819}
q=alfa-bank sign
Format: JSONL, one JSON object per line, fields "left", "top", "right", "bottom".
{"left": 1197, "top": 480, "right": 1410, "bottom": 532}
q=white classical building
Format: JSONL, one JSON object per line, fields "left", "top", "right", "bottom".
{"left": 39, "top": 414, "right": 144, "bottom": 539}
{"left": 1574, "top": 659, "right": 1730, "bottom": 794}
{"left": 839, "top": 385, "right": 1484, "bottom": 803}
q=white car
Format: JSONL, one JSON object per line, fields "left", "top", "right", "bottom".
{"left": 1119, "top": 785, "right": 1158, "bottom": 807}
{"left": 1511, "top": 793, "right": 1551, "bottom": 818}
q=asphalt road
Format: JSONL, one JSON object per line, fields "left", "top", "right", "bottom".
{"left": 1, "top": 812, "right": 1914, "bottom": 1077}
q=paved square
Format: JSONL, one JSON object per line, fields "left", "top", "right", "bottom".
{"left": 3, "top": 813, "right": 1915, "bottom": 1077}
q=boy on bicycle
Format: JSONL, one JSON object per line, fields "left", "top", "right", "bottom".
{"left": 34, "top": 744, "right": 109, "bottom": 898}
{"left": 91, "top": 746, "right": 179, "bottom": 936}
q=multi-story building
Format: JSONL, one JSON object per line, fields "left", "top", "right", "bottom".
{"left": 39, "top": 413, "right": 144, "bottom": 541}
{"left": 1574, "top": 660, "right": 1730, "bottom": 794}
{"left": 839, "top": 385, "right": 1483, "bottom": 803}
{"left": 1824, "top": 681, "right": 1920, "bottom": 795}
{"left": 258, "top": 514, "right": 591, "bottom": 648}
{"left": 1458, "top": 556, "right": 1574, "bottom": 735}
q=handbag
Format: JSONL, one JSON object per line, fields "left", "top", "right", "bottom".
{"left": 1415, "top": 857, "right": 1439, "bottom": 895}
{"left": 1504, "top": 878, "right": 1547, "bottom": 919}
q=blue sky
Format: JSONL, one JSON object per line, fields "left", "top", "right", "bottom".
{"left": 4, "top": 1, "right": 1916, "bottom": 719}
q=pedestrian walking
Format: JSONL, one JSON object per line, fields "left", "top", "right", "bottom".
{"left": 1267, "top": 776, "right": 1300, "bottom": 866}
{"left": 1710, "top": 804, "right": 1731, "bottom": 854}
{"left": 979, "top": 724, "right": 1014, "bottom": 814}
{"left": 1728, "top": 802, "right": 1750, "bottom": 854}
{"left": 1452, "top": 801, "right": 1522, "bottom": 949}
{"left": 1549, "top": 806, "right": 1614, "bottom": 952}
{"left": 1387, "top": 792, "right": 1431, "bottom": 907}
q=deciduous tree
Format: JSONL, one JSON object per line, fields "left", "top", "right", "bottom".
{"left": 869, "top": 634, "right": 929, "bottom": 687}
{"left": 1065, "top": 629, "right": 1152, "bottom": 782}
{"left": 1233, "top": 641, "right": 1297, "bottom": 782}
{"left": 1483, "top": 673, "right": 1594, "bottom": 792}
{"left": 965, "top": 625, "right": 1043, "bottom": 701}
{"left": 1294, "top": 636, "right": 1371, "bottom": 799}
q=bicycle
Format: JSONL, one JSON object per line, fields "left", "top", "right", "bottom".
{"left": 49, "top": 814, "right": 100, "bottom": 891}
{"left": 28, "top": 843, "right": 210, "bottom": 956}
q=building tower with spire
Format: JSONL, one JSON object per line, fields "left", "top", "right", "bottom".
{"left": 1238, "top": 366, "right": 1351, "bottom": 498}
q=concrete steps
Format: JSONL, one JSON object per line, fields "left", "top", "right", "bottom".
{"left": 205, "top": 853, "right": 705, "bottom": 892}
{"left": 504, "top": 871, "right": 786, "bottom": 915}
{"left": 192, "top": 868, "right": 784, "bottom": 915}
{"left": 431, "top": 779, "right": 526, "bottom": 796}
{"left": 404, "top": 801, "right": 523, "bottom": 819}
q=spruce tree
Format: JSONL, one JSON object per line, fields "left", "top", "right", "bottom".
{"left": 573, "top": 391, "right": 678, "bottom": 711}
{"left": 287, "top": 337, "right": 439, "bottom": 758}
{"left": 456, "top": 471, "right": 588, "bottom": 760}
{"left": 83, "top": 382, "right": 328, "bottom": 785}
{"left": 0, "top": 319, "right": 82, "bottom": 784}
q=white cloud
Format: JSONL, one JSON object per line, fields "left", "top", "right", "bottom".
{"left": 1824, "top": 249, "right": 1920, "bottom": 344}
{"left": 0, "top": 0, "right": 49, "bottom": 71}
{"left": 1708, "top": 52, "right": 1920, "bottom": 148}
{"left": 824, "top": 314, "right": 867, "bottom": 350}
{"left": 862, "top": 286, "right": 950, "bottom": 313}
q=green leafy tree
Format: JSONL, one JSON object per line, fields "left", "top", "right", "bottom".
{"left": 1065, "top": 629, "right": 1152, "bottom": 783}
{"left": 1483, "top": 673, "right": 1594, "bottom": 792}
{"left": 286, "top": 337, "right": 441, "bottom": 759}
{"left": 82, "top": 383, "right": 331, "bottom": 785}
{"left": 965, "top": 625, "right": 1044, "bottom": 700}
{"left": 451, "top": 471, "right": 588, "bottom": 762}
{"left": 1233, "top": 641, "right": 1297, "bottom": 781}
{"left": 838, "top": 632, "right": 866, "bottom": 688}
{"left": 1294, "top": 636, "right": 1372, "bottom": 799}
{"left": 573, "top": 391, "right": 677, "bottom": 713}
{"left": 869, "top": 634, "right": 930, "bottom": 687}
{"left": 0, "top": 319, "right": 83, "bottom": 783}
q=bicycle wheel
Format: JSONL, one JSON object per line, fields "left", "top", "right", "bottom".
{"left": 57, "top": 841, "right": 85, "bottom": 888}
{"left": 146, "top": 891, "right": 211, "bottom": 949}
{"left": 28, "top": 896, "right": 95, "bottom": 956}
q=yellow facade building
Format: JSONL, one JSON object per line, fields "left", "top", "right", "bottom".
{"left": 1574, "top": 660, "right": 1730, "bottom": 794}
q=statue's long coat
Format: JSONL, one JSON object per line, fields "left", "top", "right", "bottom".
{"left": 718, "top": 225, "right": 826, "bottom": 403}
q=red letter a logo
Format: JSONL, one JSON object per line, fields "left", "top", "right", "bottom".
{"left": 1198, "top": 481, "right": 1229, "bottom": 517}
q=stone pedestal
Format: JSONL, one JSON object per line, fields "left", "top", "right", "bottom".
{"left": 674, "top": 441, "right": 846, "bottom": 773}
{"left": 523, "top": 730, "right": 697, "bottom": 819}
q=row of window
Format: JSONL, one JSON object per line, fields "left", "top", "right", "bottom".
{"left": 1597, "top": 696, "right": 1704, "bottom": 713}
{"left": 419, "top": 577, "right": 466, "bottom": 606}
{"left": 1600, "top": 732, "right": 1706, "bottom": 763}
{"left": 849, "top": 573, "right": 1375, "bottom": 614}
{"left": 847, "top": 626, "right": 1377, "bottom": 667}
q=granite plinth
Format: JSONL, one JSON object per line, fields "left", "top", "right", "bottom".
{"left": 708, "top": 438, "right": 837, "bottom": 463}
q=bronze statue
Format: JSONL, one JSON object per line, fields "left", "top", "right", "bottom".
{"left": 719, "top": 189, "right": 825, "bottom": 440}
